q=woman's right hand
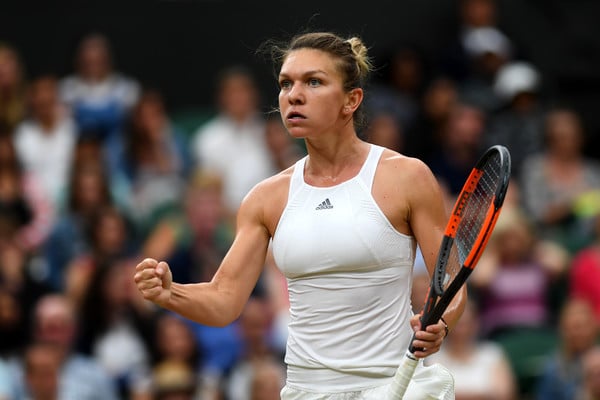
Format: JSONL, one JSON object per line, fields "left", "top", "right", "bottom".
{"left": 134, "top": 258, "right": 173, "bottom": 308}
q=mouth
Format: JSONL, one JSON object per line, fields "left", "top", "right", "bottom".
{"left": 286, "top": 111, "right": 307, "bottom": 121}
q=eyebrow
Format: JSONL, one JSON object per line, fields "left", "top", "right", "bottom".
{"left": 278, "top": 69, "right": 328, "bottom": 79}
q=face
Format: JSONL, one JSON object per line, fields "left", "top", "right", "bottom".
{"left": 218, "top": 74, "right": 258, "bottom": 121}
{"left": 25, "top": 345, "right": 60, "bottom": 399}
{"left": 445, "top": 104, "right": 484, "bottom": 148}
{"left": 0, "top": 47, "right": 22, "bottom": 89}
{"left": 278, "top": 49, "right": 357, "bottom": 139}
{"left": 546, "top": 111, "right": 583, "bottom": 157}
{"left": 35, "top": 298, "right": 75, "bottom": 348}
{"left": 29, "top": 77, "right": 58, "bottom": 120}
{"left": 584, "top": 349, "right": 600, "bottom": 396}
{"left": 73, "top": 167, "right": 106, "bottom": 210}
{"left": 424, "top": 79, "right": 457, "bottom": 120}
{"left": 77, "top": 37, "right": 111, "bottom": 80}
{"left": 366, "top": 113, "right": 403, "bottom": 152}
{"left": 157, "top": 315, "right": 195, "bottom": 361}
{"left": 95, "top": 211, "right": 126, "bottom": 253}
{"left": 462, "top": 0, "right": 496, "bottom": 27}
{"left": 134, "top": 97, "right": 167, "bottom": 139}
{"left": 560, "top": 300, "right": 599, "bottom": 355}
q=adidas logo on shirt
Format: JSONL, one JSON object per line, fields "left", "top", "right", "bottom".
{"left": 315, "top": 198, "right": 334, "bottom": 210}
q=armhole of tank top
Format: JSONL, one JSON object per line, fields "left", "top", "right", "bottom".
{"left": 358, "top": 144, "right": 385, "bottom": 189}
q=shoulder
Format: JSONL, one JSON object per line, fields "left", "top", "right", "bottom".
{"left": 192, "top": 116, "right": 230, "bottom": 146}
{"left": 58, "top": 75, "right": 79, "bottom": 92}
{"left": 478, "top": 341, "right": 509, "bottom": 360}
{"left": 13, "top": 120, "right": 37, "bottom": 144}
{"left": 377, "top": 149, "right": 441, "bottom": 194}
{"left": 242, "top": 167, "right": 293, "bottom": 207}
{"left": 64, "top": 354, "right": 110, "bottom": 377}
{"left": 239, "top": 167, "right": 294, "bottom": 233}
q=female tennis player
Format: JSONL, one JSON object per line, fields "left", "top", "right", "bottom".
{"left": 134, "top": 31, "right": 466, "bottom": 399}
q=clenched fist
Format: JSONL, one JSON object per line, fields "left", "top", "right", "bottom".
{"left": 134, "top": 258, "right": 173, "bottom": 307}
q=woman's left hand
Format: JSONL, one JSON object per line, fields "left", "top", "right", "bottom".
{"left": 409, "top": 314, "right": 447, "bottom": 358}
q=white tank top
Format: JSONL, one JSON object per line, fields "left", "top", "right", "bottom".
{"left": 271, "top": 144, "right": 417, "bottom": 391}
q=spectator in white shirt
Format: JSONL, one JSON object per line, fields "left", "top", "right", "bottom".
{"left": 191, "top": 66, "right": 273, "bottom": 216}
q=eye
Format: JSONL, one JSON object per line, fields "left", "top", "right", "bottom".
{"left": 308, "top": 78, "right": 321, "bottom": 87}
{"left": 279, "top": 79, "right": 292, "bottom": 90}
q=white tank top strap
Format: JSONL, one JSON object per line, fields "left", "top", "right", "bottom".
{"left": 358, "top": 144, "right": 385, "bottom": 189}
{"left": 288, "top": 156, "right": 308, "bottom": 197}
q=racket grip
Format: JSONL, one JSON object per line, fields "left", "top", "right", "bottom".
{"left": 387, "top": 350, "right": 419, "bottom": 399}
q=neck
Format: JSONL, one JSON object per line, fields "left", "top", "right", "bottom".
{"left": 38, "top": 117, "right": 57, "bottom": 132}
{"left": 303, "top": 136, "right": 368, "bottom": 185}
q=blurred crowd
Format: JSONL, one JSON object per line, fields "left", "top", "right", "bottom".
{"left": 0, "top": 0, "right": 599, "bottom": 399}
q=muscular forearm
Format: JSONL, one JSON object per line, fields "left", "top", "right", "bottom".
{"left": 166, "top": 281, "right": 243, "bottom": 327}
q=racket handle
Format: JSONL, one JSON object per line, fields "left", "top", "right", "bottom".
{"left": 387, "top": 350, "right": 419, "bottom": 399}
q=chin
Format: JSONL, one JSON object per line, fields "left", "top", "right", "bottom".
{"left": 285, "top": 127, "right": 308, "bottom": 139}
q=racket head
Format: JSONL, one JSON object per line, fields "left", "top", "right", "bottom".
{"left": 432, "top": 145, "right": 511, "bottom": 303}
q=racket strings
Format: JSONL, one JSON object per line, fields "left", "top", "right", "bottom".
{"left": 445, "top": 153, "right": 502, "bottom": 287}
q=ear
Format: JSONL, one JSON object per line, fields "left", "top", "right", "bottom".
{"left": 343, "top": 88, "right": 364, "bottom": 115}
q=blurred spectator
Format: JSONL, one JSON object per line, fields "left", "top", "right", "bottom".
{"left": 43, "top": 152, "right": 115, "bottom": 290}
{"left": 0, "top": 43, "right": 27, "bottom": 131}
{"left": 137, "top": 170, "right": 234, "bottom": 285}
{"left": 22, "top": 342, "right": 61, "bottom": 400}
{"left": 0, "top": 242, "right": 50, "bottom": 357}
{"left": 225, "top": 297, "right": 284, "bottom": 400}
{"left": 264, "top": 115, "right": 304, "bottom": 172}
{"left": 519, "top": 108, "right": 600, "bottom": 253}
{"left": 485, "top": 61, "right": 546, "bottom": 175}
{"left": 77, "top": 258, "right": 154, "bottom": 399}
{"left": 364, "top": 111, "right": 405, "bottom": 153}
{"left": 0, "top": 133, "right": 53, "bottom": 253}
{"left": 441, "top": 0, "right": 506, "bottom": 82}
{"left": 0, "top": 357, "right": 12, "bottom": 399}
{"left": 249, "top": 358, "right": 286, "bottom": 400}
{"left": 535, "top": 298, "right": 599, "bottom": 400}
{"left": 427, "top": 102, "right": 486, "bottom": 196}
{"left": 459, "top": 26, "right": 513, "bottom": 113}
{"left": 0, "top": 136, "right": 32, "bottom": 244}
{"left": 60, "top": 32, "right": 140, "bottom": 176}
{"left": 13, "top": 74, "right": 77, "bottom": 209}
{"left": 12, "top": 294, "right": 118, "bottom": 399}
{"left": 579, "top": 346, "right": 600, "bottom": 400}
{"left": 569, "top": 214, "right": 600, "bottom": 322}
{"left": 151, "top": 360, "right": 197, "bottom": 400}
{"left": 470, "top": 207, "right": 564, "bottom": 337}
{"left": 152, "top": 313, "right": 210, "bottom": 399}
{"left": 406, "top": 77, "right": 458, "bottom": 160}
{"left": 191, "top": 66, "right": 273, "bottom": 216}
{"left": 366, "top": 45, "right": 426, "bottom": 132}
{"left": 153, "top": 313, "right": 201, "bottom": 369}
{"left": 64, "top": 206, "right": 135, "bottom": 308}
{"left": 429, "top": 300, "right": 517, "bottom": 400}
{"left": 121, "top": 89, "right": 191, "bottom": 234}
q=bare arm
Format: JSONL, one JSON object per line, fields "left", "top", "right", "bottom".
{"left": 408, "top": 160, "right": 467, "bottom": 331}
{"left": 134, "top": 182, "right": 271, "bottom": 327}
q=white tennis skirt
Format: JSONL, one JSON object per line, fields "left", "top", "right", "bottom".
{"left": 280, "top": 362, "right": 455, "bottom": 400}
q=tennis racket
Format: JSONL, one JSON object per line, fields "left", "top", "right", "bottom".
{"left": 387, "top": 145, "right": 511, "bottom": 399}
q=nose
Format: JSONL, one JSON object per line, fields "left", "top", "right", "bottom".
{"left": 287, "top": 83, "right": 305, "bottom": 105}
